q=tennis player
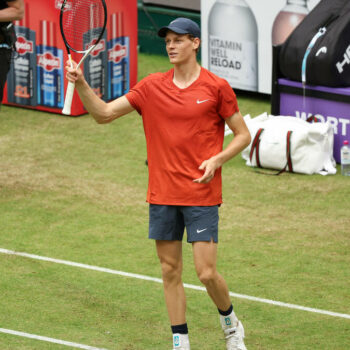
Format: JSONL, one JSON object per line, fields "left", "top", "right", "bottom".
{"left": 66, "top": 17, "right": 251, "bottom": 350}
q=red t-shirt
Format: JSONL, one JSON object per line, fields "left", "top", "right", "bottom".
{"left": 125, "top": 67, "right": 239, "bottom": 206}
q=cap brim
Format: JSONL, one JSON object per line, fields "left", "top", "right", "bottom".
{"left": 158, "top": 26, "right": 189, "bottom": 37}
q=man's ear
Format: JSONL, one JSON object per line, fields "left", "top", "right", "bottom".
{"left": 193, "top": 37, "right": 200, "bottom": 51}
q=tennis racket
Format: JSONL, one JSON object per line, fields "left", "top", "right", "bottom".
{"left": 60, "top": 0, "right": 107, "bottom": 115}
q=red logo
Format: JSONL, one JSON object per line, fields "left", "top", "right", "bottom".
{"left": 86, "top": 39, "right": 106, "bottom": 57}
{"left": 16, "top": 36, "right": 34, "bottom": 55}
{"left": 37, "top": 52, "right": 61, "bottom": 72}
{"left": 55, "top": 0, "right": 72, "bottom": 11}
{"left": 108, "top": 43, "right": 127, "bottom": 63}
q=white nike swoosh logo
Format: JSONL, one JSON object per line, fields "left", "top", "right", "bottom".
{"left": 316, "top": 46, "right": 327, "bottom": 56}
{"left": 197, "top": 228, "right": 207, "bottom": 233}
{"left": 196, "top": 99, "right": 209, "bottom": 104}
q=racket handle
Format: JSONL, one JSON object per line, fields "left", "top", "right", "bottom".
{"left": 62, "top": 81, "right": 75, "bottom": 115}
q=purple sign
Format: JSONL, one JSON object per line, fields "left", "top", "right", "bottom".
{"left": 278, "top": 78, "right": 350, "bottom": 163}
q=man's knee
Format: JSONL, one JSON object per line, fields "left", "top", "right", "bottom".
{"left": 159, "top": 258, "right": 182, "bottom": 285}
{"left": 196, "top": 267, "right": 217, "bottom": 286}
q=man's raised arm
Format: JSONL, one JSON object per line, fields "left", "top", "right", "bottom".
{"left": 65, "top": 60, "right": 135, "bottom": 124}
{"left": 0, "top": 0, "right": 24, "bottom": 22}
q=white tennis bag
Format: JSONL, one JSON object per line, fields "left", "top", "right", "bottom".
{"left": 240, "top": 113, "right": 337, "bottom": 175}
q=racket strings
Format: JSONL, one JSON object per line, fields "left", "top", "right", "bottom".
{"left": 61, "top": 0, "right": 106, "bottom": 52}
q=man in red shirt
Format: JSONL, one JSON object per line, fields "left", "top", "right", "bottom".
{"left": 66, "top": 17, "right": 251, "bottom": 350}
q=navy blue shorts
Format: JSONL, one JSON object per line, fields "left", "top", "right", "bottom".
{"left": 149, "top": 205, "right": 219, "bottom": 243}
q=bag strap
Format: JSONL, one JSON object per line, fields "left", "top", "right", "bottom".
{"left": 306, "top": 115, "right": 320, "bottom": 123}
{"left": 250, "top": 129, "right": 293, "bottom": 176}
{"left": 249, "top": 128, "right": 264, "bottom": 168}
{"left": 285, "top": 130, "right": 293, "bottom": 173}
{"left": 271, "top": 130, "right": 293, "bottom": 175}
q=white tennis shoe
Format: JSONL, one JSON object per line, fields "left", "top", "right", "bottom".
{"left": 172, "top": 333, "right": 190, "bottom": 350}
{"left": 223, "top": 321, "right": 247, "bottom": 350}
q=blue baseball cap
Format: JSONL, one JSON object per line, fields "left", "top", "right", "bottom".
{"left": 158, "top": 17, "right": 201, "bottom": 39}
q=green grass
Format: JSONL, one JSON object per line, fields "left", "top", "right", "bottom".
{"left": 0, "top": 53, "right": 349, "bottom": 350}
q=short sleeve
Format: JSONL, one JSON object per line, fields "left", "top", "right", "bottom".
{"left": 217, "top": 79, "right": 239, "bottom": 119}
{"left": 125, "top": 76, "right": 151, "bottom": 115}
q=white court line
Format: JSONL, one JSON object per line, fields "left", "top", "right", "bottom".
{"left": 0, "top": 328, "right": 107, "bottom": 350}
{"left": 1, "top": 248, "right": 350, "bottom": 321}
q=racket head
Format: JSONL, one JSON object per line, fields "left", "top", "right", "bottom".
{"left": 60, "top": 0, "right": 107, "bottom": 54}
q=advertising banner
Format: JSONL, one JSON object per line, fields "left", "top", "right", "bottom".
{"left": 278, "top": 78, "right": 350, "bottom": 163}
{"left": 201, "top": 0, "right": 320, "bottom": 94}
{"left": 3, "top": 0, "right": 138, "bottom": 116}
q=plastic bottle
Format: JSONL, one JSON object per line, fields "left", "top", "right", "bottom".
{"left": 272, "top": 0, "right": 309, "bottom": 46}
{"left": 341, "top": 140, "right": 350, "bottom": 176}
{"left": 208, "top": 0, "right": 258, "bottom": 91}
{"left": 7, "top": 3, "right": 37, "bottom": 106}
{"left": 83, "top": 20, "right": 108, "bottom": 101}
{"left": 108, "top": 12, "right": 130, "bottom": 100}
{"left": 37, "top": 20, "right": 64, "bottom": 108}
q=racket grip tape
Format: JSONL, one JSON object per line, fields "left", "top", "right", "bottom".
{"left": 62, "top": 81, "right": 76, "bottom": 115}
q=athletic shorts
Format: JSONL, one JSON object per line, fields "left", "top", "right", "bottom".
{"left": 149, "top": 204, "right": 219, "bottom": 243}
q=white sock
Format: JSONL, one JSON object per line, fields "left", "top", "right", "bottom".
{"left": 220, "top": 310, "right": 239, "bottom": 331}
{"left": 173, "top": 333, "right": 190, "bottom": 349}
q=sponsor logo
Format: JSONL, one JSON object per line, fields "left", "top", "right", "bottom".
{"left": 173, "top": 335, "right": 180, "bottom": 347}
{"left": 336, "top": 45, "right": 350, "bottom": 74}
{"left": 196, "top": 99, "right": 210, "bottom": 104}
{"left": 55, "top": 0, "right": 72, "bottom": 11}
{"left": 108, "top": 43, "right": 127, "bottom": 63}
{"left": 14, "top": 85, "right": 30, "bottom": 98}
{"left": 86, "top": 39, "right": 106, "bottom": 57}
{"left": 225, "top": 317, "right": 232, "bottom": 326}
{"left": 37, "top": 52, "right": 61, "bottom": 72}
{"left": 316, "top": 46, "right": 327, "bottom": 57}
{"left": 196, "top": 228, "right": 207, "bottom": 233}
{"left": 295, "top": 111, "right": 350, "bottom": 136}
{"left": 16, "top": 36, "right": 34, "bottom": 55}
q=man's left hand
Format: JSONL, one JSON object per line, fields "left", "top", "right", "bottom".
{"left": 193, "top": 157, "right": 221, "bottom": 184}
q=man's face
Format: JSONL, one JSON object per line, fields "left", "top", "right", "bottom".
{"left": 164, "top": 31, "right": 199, "bottom": 64}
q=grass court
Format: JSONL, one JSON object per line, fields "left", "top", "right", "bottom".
{"left": 0, "top": 53, "right": 349, "bottom": 349}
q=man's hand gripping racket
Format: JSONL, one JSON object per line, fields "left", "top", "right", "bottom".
{"left": 60, "top": 0, "right": 107, "bottom": 115}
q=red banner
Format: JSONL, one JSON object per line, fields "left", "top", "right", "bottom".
{"left": 3, "top": 0, "right": 138, "bottom": 116}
